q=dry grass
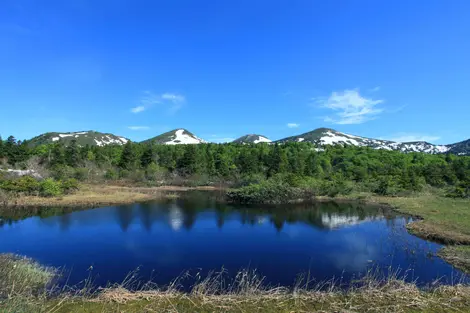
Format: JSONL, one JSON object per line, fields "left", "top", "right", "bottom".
{"left": 45, "top": 270, "right": 470, "bottom": 313}
{"left": 439, "top": 246, "right": 470, "bottom": 274}
{"left": 2, "top": 255, "right": 470, "bottom": 313}
{"left": 2, "top": 184, "right": 220, "bottom": 208}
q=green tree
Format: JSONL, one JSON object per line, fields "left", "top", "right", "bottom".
{"left": 119, "top": 141, "right": 136, "bottom": 169}
{"left": 141, "top": 144, "right": 154, "bottom": 168}
{"left": 65, "top": 140, "right": 80, "bottom": 167}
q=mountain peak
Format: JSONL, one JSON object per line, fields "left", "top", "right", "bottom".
{"left": 143, "top": 129, "right": 206, "bottom": 145}
{"left": 233, "top": 134, "right": 272, "bottom": 144}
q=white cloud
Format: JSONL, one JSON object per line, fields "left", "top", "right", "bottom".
{"left": 130, "top": 91, "right": 185, "bottom": 114}
{"left": 369, "top": 86, "right": 381, "bottom": 92}
{"left": 162, "top": 93, "right": 185, "bottom": 103}
{"left": 287, "top": 123, "right": 299, "bottom": 128}
{"left": 386, "top": 134, "right": 441, "bottom": 143}
{"left": 130, "top": 106, "right": 145, "bottom": 113}
{"left": 128, "top": 126, "right": 150, "bottom": 131}
{"left": 315, "top": 89, "right": 384, "bottom": 125}
{"left": 208, "top": 135, "right": 235, "bottom": 143}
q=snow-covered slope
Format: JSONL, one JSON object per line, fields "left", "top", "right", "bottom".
{"left": 277, "top": 128, "right": 452, "bottom": 154}
{"left": 142, "top": 129, "right": 206, "bottom": 145}
{"left": 27, "top": 131, "right": 129, "bottom": 147}
{"left": 233, "top": 134, "right": 272, "bottom": 144}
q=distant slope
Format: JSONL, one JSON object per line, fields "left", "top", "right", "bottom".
{"left": 233, "top": 134, "right": 272, "bottom": 144}
{"left": 27, "top": 131, "right": 129, "bottom": 147}
{"left": 277, "top": 128, "right": 453, "bottom": 154}
{"left": 142, "top": 129, "right": 206, "bottom": 145}
{"left": 447, "top": 139, "right": 470, "bottom": 156}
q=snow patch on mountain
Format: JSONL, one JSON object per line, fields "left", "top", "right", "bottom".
{"left": 94, "top": 135, "right": 129, "bottom": 146}
{"left": 165, "top": 129, "right": 205, "bottom": 145}
{"left": 253, "top": 136, "right": 272, "bottom": 144}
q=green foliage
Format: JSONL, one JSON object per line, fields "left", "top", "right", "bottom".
{"left": 61, "top": 178, "right": 80, "bottom": 193}
{"left": 39, "top": 179, "right": 63, "bottom": 197}
{"left": 119, "top": 141, "right": 137, "bottom": 169}
{"left": 74, "top": 168, "right": 88, "bottom": 181}
{"left": 227, "top": 179, "right": 305, "bottom": 204}
{"left": 104, "top": 168, "right": 118, "bottom": 180}
{"left": 0, "top": 176, "right": 40, "bottom": 194}
{"left": 50, "top": 165, "right": 75, "bottom": 180}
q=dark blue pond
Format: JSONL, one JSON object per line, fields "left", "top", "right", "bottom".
{"left": 0, "top": 192, "right": 467, "bottom": 289}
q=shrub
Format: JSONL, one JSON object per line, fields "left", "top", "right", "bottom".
{"left": 50, "top": 165, "right": 74, "bottom": 180}
{"left": 446, "top": 183, "right": 470, "bottom": 198}
{"left": 0, "top": 176, "right": 40, "bottom": 194}
{"left": 61, "top": 178, "right": 79, "bottom": 194}
{"left": 104, "top": 168, "right": 118, "bottom": 180}
{"left": 74, "top": 168, "right": 88, "bottom": 181}
{"left": 118, "top": 169, "right": 130, "bottom": 179}
{"left": 227, "top": 180, "right": 305, "bottom": 204}
{"left": 40, "top": 179, "right": 63, "bottom": 197}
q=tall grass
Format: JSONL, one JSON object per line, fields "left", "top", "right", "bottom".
{"left": 2, "top": 255, "right": 468, "bottom": 313}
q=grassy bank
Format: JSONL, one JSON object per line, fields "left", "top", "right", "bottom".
{"left": 1, "top": 254, "right": 470, "bottom": 313}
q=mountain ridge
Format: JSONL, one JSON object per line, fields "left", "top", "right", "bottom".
{"left": 26, "top": 131, "right": 129, "bottom": 147}
{"left": 20, "top": 127, "right": 469, "bottom": 155}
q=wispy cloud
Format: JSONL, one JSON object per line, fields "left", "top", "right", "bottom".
{"left": 131, "top": 91, "right": 186, "bottom": 114}
{"left": 386, "top": 133, "right": 441, "bottom": 143}
{"left": 287, "top": 123, "right": 299, "bottom": 128}
{"left": 208, "top": 135, "right": 235, "bottom": 143}
{"left": 315, "top": 89, "right": 384, "bottom": 125}
{"left": 130, "top": 106, "right": 145, "bottom": 113}
{"left": 369, "top": 86, "right": 381, "bottom": 92}
{"left": 128, "top": 126, "right": 150, "bottom": 131}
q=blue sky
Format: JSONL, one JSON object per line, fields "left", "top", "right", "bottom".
{"left": 1, "top": 0, "right": 469, "bottom": 144}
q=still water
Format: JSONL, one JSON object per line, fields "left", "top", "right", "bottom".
{"left": 0, "top": 192, "right": 466, "bottom": 288}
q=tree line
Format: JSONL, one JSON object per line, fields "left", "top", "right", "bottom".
{"left": 0, "top": 135, "right": 469, "bottom": 197}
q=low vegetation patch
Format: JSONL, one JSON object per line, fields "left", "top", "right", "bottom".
{"left": 439, "top": 246, "right": 470, "bottom": 273}
{"left": 0, "top": 254, "right": 55, "bottom": 299}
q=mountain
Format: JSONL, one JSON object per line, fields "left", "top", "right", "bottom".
{"left": 27, "top": 131, "right": 129, "bottom": 147}
{"left": 277, "top": 128, "right": 454, "bottom": 154}
{"left": 142, "top": 129, "right": 206, "bottom": 145}
{"left": 447, "top": 139, "right": 470, "bottom": 156}
{"left": 232, "top": 134, "right": 272, "bottom": 144}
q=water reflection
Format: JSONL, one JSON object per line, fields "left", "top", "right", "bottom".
{"left": 0, "top": 196, "right": 403, "bottom": 233}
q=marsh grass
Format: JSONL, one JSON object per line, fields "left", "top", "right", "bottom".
{"left": 2, "top": 256, "right": 470, "bottom": 313}
{"left": 0, "top": 254, "right": 56, "bottom": 299}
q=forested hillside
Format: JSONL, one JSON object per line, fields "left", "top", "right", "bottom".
{"left": 1, "top": 134, "right": 469, "bottom": 198}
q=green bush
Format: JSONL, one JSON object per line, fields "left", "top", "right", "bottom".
{"left": 61, "top": 178, "right": 79, "bottom": 194}
{"left": 0, "top": 176, "right": 40, "bottom": 194}
{"left": 446, "top": 183, "right": 470, "bottom": 198}
{"left": 227, "top": 180, "right": 305, "bottom": 204}
{"left": 40, "top": 179, "right": 63, "bottom": 197}
{"left": 74, "top": 168, "right": 88, "bottom": 181}
{"left": 118, "top": 169, "right": 130, "bottom": 179}
{"left": 104, "top": 168, "right": 118, "bottom": 180}
{"left": 50, "top": 165, "right": 74, "bottom": 180}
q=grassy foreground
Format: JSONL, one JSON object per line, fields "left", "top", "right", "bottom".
{"left": 1, "top": 254, "right": 470, "bottom": 313}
